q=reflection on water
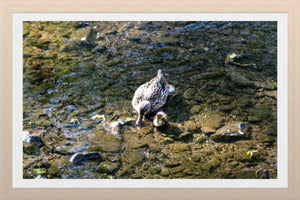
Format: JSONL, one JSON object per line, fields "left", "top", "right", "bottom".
{"left": 23, "top": 21, "right": 277, "bottom": 179}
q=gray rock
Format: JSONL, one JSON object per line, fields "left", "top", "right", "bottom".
{"left": 212, "top": 122, "right": 248, "bottom": 142}
{"left": 23, "top": 131, "right": 42, "bottom": 143}
{"left": 103, "top": 121, "right": 124, "bottom": 137}
{"left": 70, "top": 152, "right": 101, "bottom": 163}
{"left": 216, "top": 122, "right": 248, "bottom": 135}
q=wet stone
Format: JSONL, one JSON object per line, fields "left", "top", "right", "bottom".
{"left": 23, "top": 131, "right": 44, "bottom": 156}
{"left": 70, "top": 152, "right": 101, "bottom": 163}
{"left": 102, "top": 121, "right": 122, "bottom": 137}
{"left": 201, "top": 127, "right": 216, "bottom": 134}
{"left": 99, "top": 160, "right": 120, "bottom": 174}
{"left": 23, "top": 131, "right": 42, "bottom": 143}
{"left": 194, "top": 111, "right": 224, "bottom": 131}
{"left": 216, "top": 122, "right": 248, "bottom": 135}
{"left": 228, "top": 160, "right": 239, "bottom": 167}
{"left": 190, "top": 105, "right": 201, "bottom": 114}
{"left": 169, "top": 143, "right": 191, "bottom": 153}
{"left": 212, "top": 122, "right": 248, "bottom": 142}
{"left": 191, "top": 154, "right": 202, "bottom": 162}
{"left": 193, "top": 134, "right": 206, "bottom": 144}
{"left": 164, "top": 160, "right": 181, "bottom": 168}
{"left": 248, "top": 104, "right": 272, "bottom": 122}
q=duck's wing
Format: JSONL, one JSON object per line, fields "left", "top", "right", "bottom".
{"left": 133, "top": 71, "right": 168, "bottom": 109}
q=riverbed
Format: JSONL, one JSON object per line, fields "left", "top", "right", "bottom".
{"left": 23, "top": 21, "right": 277, "bottom": 179}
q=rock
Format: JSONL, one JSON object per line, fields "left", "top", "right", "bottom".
{"left": 194, "top": 111, "right": 224, "bottom": 130}
{"left": 193, "top": 134, "right": 206, "bottom": 144}
{"left": 190, "top": 105, "right": 201, "bottom": 114}
{"left": 23, "top": 131, "right": 42, "bottom": 143}
{"left": 191, "top": 155, "right": 202, "bottom": 162}
{"left": 35, "top": 175, "right": 47, "bottom": 179}
{"left": 248, "top": 104, "right": 271, "bottom": 122}
{"left": 182, "top": 120, "right": 201, "bottom": 132}
{"left": 216, "top": 122, "right": 248, "bottom": 135}
{"left": 169, "top": 143, "right": 191, "bottom": 153}
{"left": 99, "top": 160, "right": 120, "bottom": 174}
{"left": 95, "top": 46, "right": 107, "bottom": 54}
{"left": 129, "top": 36, "right": 142, "bottom": 43}
{"left": 23, "top": 131, "right": 44, "bottom": 155}
{"left": 201, "top": 127, "right": 216, "bottom": 134}
{"left": 228, "top": 160, "right": 239, "bottom": 167}
{"left": 103, "top": 121, "right": 121, "bottom": 137}
{"left": 117, "top": 118, "right": 132, "bottom": 126}
{"left": 230, "top": 72, "right": 253, "bottom": 86}
{"left": 70, "top": 152, "right": 101, "bottom": 163}
{"left": 164, "top": 160, "right": 181, "bottom": 168}
{"left": 212, "top": 122, "right": 248, "bottom": 142}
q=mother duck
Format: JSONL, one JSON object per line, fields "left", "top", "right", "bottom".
{"left": 132, "top": 69, "right": 170, "bottom": 127}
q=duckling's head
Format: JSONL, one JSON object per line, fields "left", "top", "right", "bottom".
{"left": 153, "top": 111, "right": 168, "bottom": 127}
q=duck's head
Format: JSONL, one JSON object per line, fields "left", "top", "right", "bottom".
{"left": 153, "top": 111, "right": 168, "bottom": 127}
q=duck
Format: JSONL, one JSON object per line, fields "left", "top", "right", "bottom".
{"left": 153, "top": 111, "right": 168, "bottom": 127}
{"left": 132, "top": 69, "right": 170, "bottom": 127}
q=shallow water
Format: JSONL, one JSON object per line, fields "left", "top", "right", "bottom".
{"left": 23, "top": 21, "right": 277, "bottom": 179}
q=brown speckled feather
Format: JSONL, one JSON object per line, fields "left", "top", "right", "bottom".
{"left": 132, "top": 70, "right": 169, "bottom": 116}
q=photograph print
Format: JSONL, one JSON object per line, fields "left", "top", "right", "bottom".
{"left": 22, "top": 21, "right": 277, "bottom": 179}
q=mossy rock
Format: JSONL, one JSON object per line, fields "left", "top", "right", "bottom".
{"left": 190, "top": 105, "right": 201, "bottom": 114}
{"left": 193, "top": 111, "right": 224, "bottom": 130}
{"left": 182, "top": 120, "right": 201, "bottom": 132}
{"left": 228, "top": 160, "right": 239, "bottom": 167}
{"left": 248, "top": 104, "right": 272, "bottom": 122}
{"left": 193, "top": 134, "right": 206, "bottom": 144}
{"left": 164, "top": 159, "right": 181, "bottom": 167}
{"left": 23, "top": 141, "right": 43, "bottom": 156}
{"left": 169, "top": 143, "right": 191, "bottom": 153}
{"left": 99, "top": 160, "right": 120, "bottom": 174}
{"left": 120, "top": 151, "right": 145, "bottom": 165}
{"left": 149, "top": 166, "right": 162, "bottom": 175}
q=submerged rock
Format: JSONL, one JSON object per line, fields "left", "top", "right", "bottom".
{"left": 70, "top": 152, "right": 101, "bottom": 163}
{"left": 248, "top": 104, "right": 271, "bottom": 122}
{"left": 103, "top": 121, "right": 121, "bottom": 137}
{"left": 23, "top": 131, "right": 44, "bottom": 155}
{"left": 99, "top": 160, "right": 120, "bottom": 174}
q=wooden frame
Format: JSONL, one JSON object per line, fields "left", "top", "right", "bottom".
{"left": 1, "top": 0, "right": 299, "bottom": 199}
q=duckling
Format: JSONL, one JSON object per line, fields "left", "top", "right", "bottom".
{"left": 132, "top": 69, "right": 170, "bottom": 127}
{"left": 153, "top": 111, "right": 168, "bottom": 127}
